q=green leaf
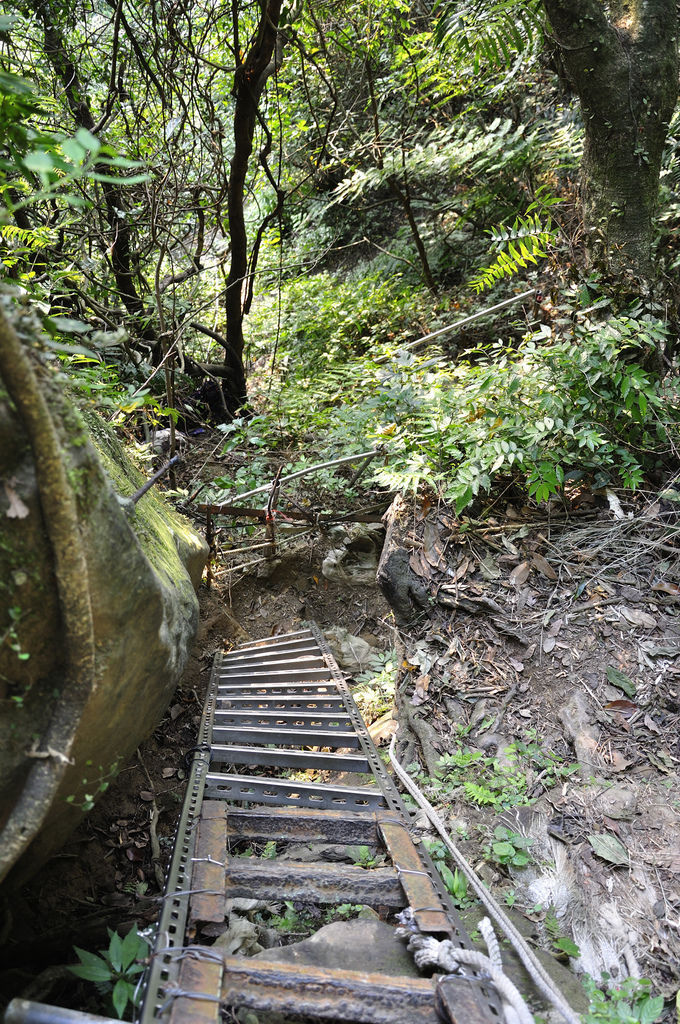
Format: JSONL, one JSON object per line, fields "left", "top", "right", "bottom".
{"left": 553, "top": 935, "right": 581, "bottom": 958}
{"left": 606, "top": 666, "right": 636, "bottom": 697}
{"left": 493, "top": 841, "right": 515, "bottom": 860}
{"left": 438, "top": 862, "right": 456, "bottom": 892}
{"left": 120, "top": 926, "right": 146, "bottom": 970}
{"left": 112, "top": 978, "right": 131, "bottom": 1019}
{"left": 61, "top": 138, "right": 87, "bottom": 164}
{"left": 75, "top": 127, "right": 101, "bottom": 153}
{"left": 48, "top": 316, "right": 91, "bottom": 333}
{"left": 69, "top": 948, "right": 112, "bottom": 983}
{"left": 108, "top": 930, "right": 124, "bottom": 972}
{"left": 511, "top": 850, "right": 530, "bottom": 867}
{"left": 587, "top": 833, "right": 629, "bottom": 866}
{"left": 23, "top": 150, "right": 57, "bottom": 174}
{"left": 90, "top": 171, "right": 149, "bottom": 185}
{"left": 43, "top": 338, "right": 97, "bottom": 358}
{"left": 69, "top": 961, "right": 113, "bottom": 983}
{"left": 638, "top": 995, "right": 664, "bottom": 1024}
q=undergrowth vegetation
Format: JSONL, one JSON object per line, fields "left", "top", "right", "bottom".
{"left": 408, "top": 730, "right": 578, "bottom": 811}
{"left": 241, "top": 287, "right": 680, "bottom": 512}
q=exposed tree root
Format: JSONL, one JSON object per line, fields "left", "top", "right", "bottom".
{"left": 0, "top": 304, "right": 96, "bottom": 884}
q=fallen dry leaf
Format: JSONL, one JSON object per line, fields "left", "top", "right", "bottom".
{"left": 651, "top": 581, "right": 680, "bottom": 596}
{"left": 454, "top": 557, "right": 471, "bottom": 581}
{"left": 422, "top": 522, "right": 447, "bottom": 569}
{"left": 588, "top": 832, "right": 629, "bottom": 864}
{"left": 532, "top": 553, "right": 557, "bottom": 580}
{"left": 409, "top": 551, "right": 427, "bottom": 578}
{"left": 480, "top": 553, "right": 501, "bottom": 580}
{"left": 542, "top": 636, "right": 556, "bottom": 654}
{"left": 500, "top": 534, "right": 519, "bottom": 556}
{"left": 604, "top": 699, "right": 637, "bottom": 717}
{"left": 620, "top": 606, "right": 657, "bottom": 629}
{"left": 368, "top": 711, "right": 398, "bottom": 745}
{"left": 410, "top": 673, "right": 430, "bottom": 706}
{"left": 509, "top": 561, "right": 531, "bottom": 587}
{"left": 643, "top": 713, "right": 662, "bottom": 734}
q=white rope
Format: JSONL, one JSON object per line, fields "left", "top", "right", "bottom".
{"left": 397, "top": 908, "right": 534, "bottom": 1024}
{"left": 388, "top": 734, "right": 581, "bottom": 1024}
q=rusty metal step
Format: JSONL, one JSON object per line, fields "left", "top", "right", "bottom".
{"left": 224, "top": 856, "right": 406, "bottom": 906}
{"left": 223, "top": 805, "right": 381, "bottom": 844}
{"left": 204, "top": 771, "right": 387, "bottom": 809}
{"left": 168, "top": 952, "right": 475, "bottom": 1024}
{"left": 219, "top": 955, "right": 444, "bottom": 1024}
{"left": 210, "top": 743, "right": 370, "bottom": 772}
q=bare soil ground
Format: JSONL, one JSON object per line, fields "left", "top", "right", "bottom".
{"left": 386, "top": 488, "right": 680, "bottom": 1000}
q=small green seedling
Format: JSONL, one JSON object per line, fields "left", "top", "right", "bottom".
{"left": 69, "top": 926, "right": 149, "bottom": 1019}
{"left": 422, "top": 838, "right": 473, "bottom": 908}
{"left": 347, "top": 845, "right": 383, "bottom": 868}
{"left": 485, "top": 826, "right": 534, "bottom": 868}
{"left": 553, "top": 935, "right": 581, "bottom": 959}
{"left": 582, "top": 974, "right": 664, "bottom": 1024}
{"left": 544, "top": 906, "right": 581, "bottom": 959}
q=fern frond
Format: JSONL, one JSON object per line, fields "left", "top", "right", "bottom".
{"left": 434, "top": 0, "right": 544, "bottom": 70}
{"left": 469, "top": 212, "right": 556, "bottom": 293}
{"left": 0, "top": 222, "right": 52, "bottom": 250}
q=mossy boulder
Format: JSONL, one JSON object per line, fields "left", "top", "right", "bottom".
{"left": 0, "top": 371, "right": 208, "bottom": 885}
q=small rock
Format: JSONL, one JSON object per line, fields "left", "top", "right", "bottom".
{"left": 594, "top": 783, "right": 638, "bottom": 821}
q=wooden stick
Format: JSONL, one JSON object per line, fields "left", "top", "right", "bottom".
{"left": 373, "top": 289, "right": 536, "bottom": 365}
{"left": 201, "top": 449, "right": 381, "bottom": 508}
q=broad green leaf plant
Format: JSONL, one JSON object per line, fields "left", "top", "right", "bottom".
{"left": 69, "top": 926, "right": 149, "bottom": 1020}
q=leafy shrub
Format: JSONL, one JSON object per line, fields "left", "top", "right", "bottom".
{"left": 410, "top": 733, "right": 576, "bottom": 810}
{"left": 484, "top": 825, "right": 534, "bottom": 868}
{"left": 372, "top": 310, "right": 677, "bottom": 509}
{"left": 69, "top": 926, "right": 149, "bottom": 1019}
{"left": 248, "top": 270, "right": 431, "bottom": 369}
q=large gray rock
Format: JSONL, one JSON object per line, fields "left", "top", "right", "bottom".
{"left": 0, "top": 367, "right": 208, "bottom": 885}
{"left": 254, "top": 917, "right": 421, "bottom": 978}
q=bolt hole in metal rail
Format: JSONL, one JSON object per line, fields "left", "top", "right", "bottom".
{"left": 4, "top": 624, "right": 504, "bottom": 1024}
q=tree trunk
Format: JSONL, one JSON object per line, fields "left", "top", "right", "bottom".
{"left": 224, "top": 0, "right": 284, "bottom": 416}
{"left": 29, "top": 0, "right": 157, "bottom": 351}
{"left": 543, "top": 0, "right": 678, "bottom": 283}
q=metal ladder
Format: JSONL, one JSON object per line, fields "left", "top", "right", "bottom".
{"left": 138, "top": 623, "right": 503, "bottom": 1024}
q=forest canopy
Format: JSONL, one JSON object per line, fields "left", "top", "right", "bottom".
{"left": 0, "top": 0, "right": 679, "bottom": 508}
